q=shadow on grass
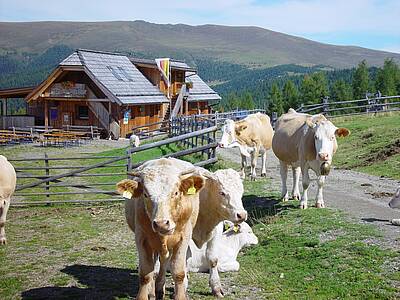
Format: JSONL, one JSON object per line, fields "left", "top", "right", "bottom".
{"left": 243, "top": 194, "right": 298, "bottom": 226}
{"left": 21, "top": 264, "right": 138, "bottom": 300}
{"left": 362, "top": 217, "right": 391, "bottom": 223}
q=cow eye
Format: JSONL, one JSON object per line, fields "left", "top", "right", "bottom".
{"left": 220, "top": 191, "right": 226, "bottom": 196}
{"left": 330, "top": 136, "right": 335, "bottom": 141}
{"left": 143, "top": 192, "right": 149, "bottom": 198}
{"left": 175, "top": 191, "right": 179, "bottom": 196}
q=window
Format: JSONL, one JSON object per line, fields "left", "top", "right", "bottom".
{"left": 77, "top": 105, "right": 89, "bottom": 120}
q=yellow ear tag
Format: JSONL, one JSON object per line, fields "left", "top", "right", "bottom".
{"left": 123, "top": 191, "right": 133, "bottom": 199}
{"left": 187, "top": 185, "right": 196, "bottom": 195}
{"left": 224, "top": 222, "right": 230, "bottom": 232}
{"left": 233, "top": 225, "right": 240, "bottom": 233}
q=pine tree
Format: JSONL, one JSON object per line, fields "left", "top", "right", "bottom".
{"left": 375, "top": 58, "right": 400, "bottom": 96}
{"left": 352, "top": 60, "right": 370, "bottom": 99}
{"left": 300, "top": 75, "right": 317, "bottom": 105}
{"left": 268, "top": 82, "right": 283, "bottom": 115}
{"left": 331, "top": 79, "right": 353, "bottom": 101}
{"left": 282, "top": 80, "right": 299, "bottom": 112}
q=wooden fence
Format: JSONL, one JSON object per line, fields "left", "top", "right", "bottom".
{"left": 297, "top": 95, "right": 400, "bottom": 117}
{"left": 11, "top": 116, "right": 218, "bottom": 206}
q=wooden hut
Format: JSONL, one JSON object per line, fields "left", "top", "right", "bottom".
{"left": 5, "top": 49, "right": 221, "bottom": 138}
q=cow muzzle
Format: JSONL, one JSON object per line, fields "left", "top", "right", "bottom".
{"left": 234, "top": 210, "right": 248, "bottom": 223}
{"left": 152, "top": 219, "right": 175, "bottom": 235}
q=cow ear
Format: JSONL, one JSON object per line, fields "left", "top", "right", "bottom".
{"left": 179, "top": 173, "right": 205, "bottom": 196}
{"left": 306, "top": 119, "right": 316, "bottom": 128}
{"left": 335, "top": 127, "right": 350, "bottom": 137}
{"left": 116, "top": 179, "right": 142, "bottom": 199}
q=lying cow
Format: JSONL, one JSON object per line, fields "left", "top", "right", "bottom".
{"left": 0, "top": 155, "right": 16, "bottom": 245}
{"left": 388, "top": 187, "right": 400, "bottom": 225}
{"left": 116, "top": 158, "right": 205, "bottom": 300}
{"left": 187, "top": 221, "right": 258, "bottom": 273}
{"left": 272, "top": 109, "right": 350, "bottom": 209}
{"left": 219, "top": 113, "right": 274, "bottom": 180}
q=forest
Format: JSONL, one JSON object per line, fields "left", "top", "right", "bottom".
{"left": 1, "top": 45, "right": 399, "bottom": 115}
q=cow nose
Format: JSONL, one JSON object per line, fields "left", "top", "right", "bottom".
{"left": 218, "top": 143, "right": 224, "bottom": 148}
{"left": 318, "top": 152, "right": 329, "bottom": 161}
{"left": 152, "top": 219, "right": 170, "bottom": 231}
{"left": 236, "top": 211, "right": 247, "bottom": 222}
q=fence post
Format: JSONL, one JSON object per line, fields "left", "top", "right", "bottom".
{"left": 44, "top": 153, "right": 50, "bottom": 204}
{"left": 127, "top": 148, "right": 132, "bottom": 179}
{"left": 323, "top": 96, "right": 329, "bottom": 115}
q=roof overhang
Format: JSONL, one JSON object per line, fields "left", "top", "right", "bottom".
{"left": 129, "top": 58, "right": 196, "bottom": 72}
{"left": 0, "top": 86, "right": 36, "bottom": 98}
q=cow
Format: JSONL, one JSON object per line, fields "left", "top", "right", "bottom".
{"left": 130, "top": 134, "right": 140, "bottom": 148}
{"left": 0, "top": 155, "right": 16, "bottom": 245}
{"left": 187, "top": 221, "right": 258, "bottom": 273}
{"left": 218, "top": 113, "right": 274, "bottom": 180}
{"left": 116, "top": 158, "right": 205, "bottom": 300}
{"left": 272, "top": 109, "right": 350, "bottom": 209}
{"left": 388, "top": 187, "right": 400, "bottom": 225}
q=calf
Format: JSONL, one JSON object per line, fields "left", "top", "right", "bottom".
{"left": 219, "top": 113, "right": 274, "bottom": 180}
{"left": 187, "top": 221, "right": 258, "bottom": 273}
{"left": 272, "top": 109, "right": 350, "bottom": 209}
{"left": 0, "top": 155, "right": 16, "bottom": 245}
{"left": 116, "top": 158, "right": 205, "bottom": 300}
{"left": 388, "top": 187, "right": 400, "bottom": 225}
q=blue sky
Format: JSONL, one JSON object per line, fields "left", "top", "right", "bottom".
{"left": 0, "top": 0, "right": 399, "bottom": 53}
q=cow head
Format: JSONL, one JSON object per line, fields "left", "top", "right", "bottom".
{"left": 117, "top": 161, "right": 205, "bottom": 236}
{"left": 306, "top": 115, "right": 350, "bottom": 174}
{"left": 219, "top": 119, "right": 251, "bottom": 157}
{"left": 223, "top": 221, "right": 258, "bottom": 247}
{"left": 205, "top": 169, "right": 248, "bottom": 223}
{"left": 389, "top": 187, "right": 400, "bottom": 209}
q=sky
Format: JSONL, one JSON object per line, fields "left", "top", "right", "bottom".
{"left": 0, "top": 0, "right": 399, "bottom": 53}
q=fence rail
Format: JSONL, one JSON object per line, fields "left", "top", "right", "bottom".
{"left": 11, "top": 115, "right": 218, "bottom": 206}
{"left": 297, "top": 95, "right": 400, "bottom": 117}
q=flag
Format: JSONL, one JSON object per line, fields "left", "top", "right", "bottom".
{"left": 155, "top": 58, "right": 171, "bottom": 87}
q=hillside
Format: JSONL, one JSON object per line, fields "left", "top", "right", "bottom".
{"left": 1, "top": 20, "right": 399, "bottom": 68}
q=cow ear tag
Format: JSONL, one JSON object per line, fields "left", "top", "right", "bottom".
{"left": 187, "top": 185, "right": 196, "bottom": 195}
{"left": 223, "top": 222, "right": 230, "bottom": 232}
{"left": 123, "top": 191, "right": 133, "bottom": 199}
{"left": 233, "top": 225, "right": 240, "bottom": 233}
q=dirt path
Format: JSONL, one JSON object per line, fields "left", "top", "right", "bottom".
{"left": 217, "top": 147, "right": 400, "bottom": 248}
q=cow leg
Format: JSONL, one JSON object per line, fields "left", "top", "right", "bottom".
{"left": 137, "top": 240, "right": 156, "bottom": 300}
{"left": 170, "top": 239, "right": 189, "bottom": 300}
{"left": 155, "top": 257, "right": 167, "bottom": 300}
{"left": 206, "top": 237, "right": 224, "bottom": 298}
{"left": 279, "top": 161, "right": 289, "bottom": 202}
{"left": 315, "top": 176, "right": 326, "bottom": 208}
{"left": 0, "top": 197, "right": 10, "bottom": 245}
{"left": 250, "top": 147, "right": 259, "bottom": 181}
{"left": 300, "top": 168, "right": 310, "bottom": 209}
{"left": 239, "top": 154, "right": 247, "bottom": 179}
{"left": 261, "top": 151, "right": 267, "bottom": 177}
{"left": 292, "top": 166, "right": 301, "bottom": 200}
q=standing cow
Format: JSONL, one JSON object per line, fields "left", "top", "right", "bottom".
{"left": 272, "top": 109, "right": 350, "bottom": 209}
{"left": 388, "top": 187, "right": 400, "bottom": 225}
{"left": 0, "top": 155, "right": 16, "bottom": 245}
{"left": 116, "top": 158, "right": 205, "bottom": 300}
{"left": 218, "top": 113, "right": 274, "bottom": 180}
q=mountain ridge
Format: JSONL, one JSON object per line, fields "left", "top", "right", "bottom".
{"left": 0, "top": 20, "right": 399, "bottom": 68}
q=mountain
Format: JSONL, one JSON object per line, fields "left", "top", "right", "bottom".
{"left": 0, "top": 20, "right": 399, "bottom": 69}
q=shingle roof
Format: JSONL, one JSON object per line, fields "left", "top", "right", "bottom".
{"left": 186, "top": 72, "right": 221, "bottom": 102}
{"left": 129, "top": 57, "right": 195, "bottom": 71}
{"left": 61, "top": 49, "right": 169, "bottom": 105}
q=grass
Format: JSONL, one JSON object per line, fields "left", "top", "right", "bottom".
{"left": 332, "top": 112, "right": 400, "bottom": 179}
{"left": 1, "top": 158, "right": 399, "bottom": 299}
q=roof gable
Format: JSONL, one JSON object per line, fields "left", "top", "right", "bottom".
{"left": 186, "top": 72, "right": 221, "bottom": 102}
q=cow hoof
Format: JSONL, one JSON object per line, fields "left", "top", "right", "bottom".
{"left": 212, "top": 287, "right": 225, "bottom": 298}
{"left": 300, "top": 203, "right": 308, "bottom": 209}
{"left": 261, "top": 173, "right": 267, "bottom": 177}
{"left": 0, "top": 237, "right": 6, "bottom": 245}
{"left": 316, "top": 202, "right": 325, "bottom": 208}
{"left": 292, "top": 195, "right": 300, "bottom": 201}
{"left": 282, "top": 197, "right": 289, "bottom": 202}
{"left": 250, "top": 175, "right": 257, "bottom": 181}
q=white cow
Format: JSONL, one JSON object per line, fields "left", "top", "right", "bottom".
{"left": 388, "top": 187, "right": 400, "bottom": 225}
{"left": 129, "top": 134, "right": 140, "bottom": 148}
{"left": 187, "top": 221, "right": 258, "bottom": 273}
{"left": 0, "top": 155, "right": 17, "bottom": 245}
{"left": 272, "top": 109, "right": 350, "bottom": 209}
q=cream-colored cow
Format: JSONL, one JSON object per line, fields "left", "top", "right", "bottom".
{"left": 272, "top": 109, "right": 350, "bottom": 209}
{"left": 388, "top": 187, "right": 400, "bottom": 225}
{"left": 219, "top": 113, "right": 274, "bottom": 180}
{"left": 0, "top": 155, "right": 16, "bottom": 245}
{"left": 116, "top": 158, "right": 205, "bottom": 300}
